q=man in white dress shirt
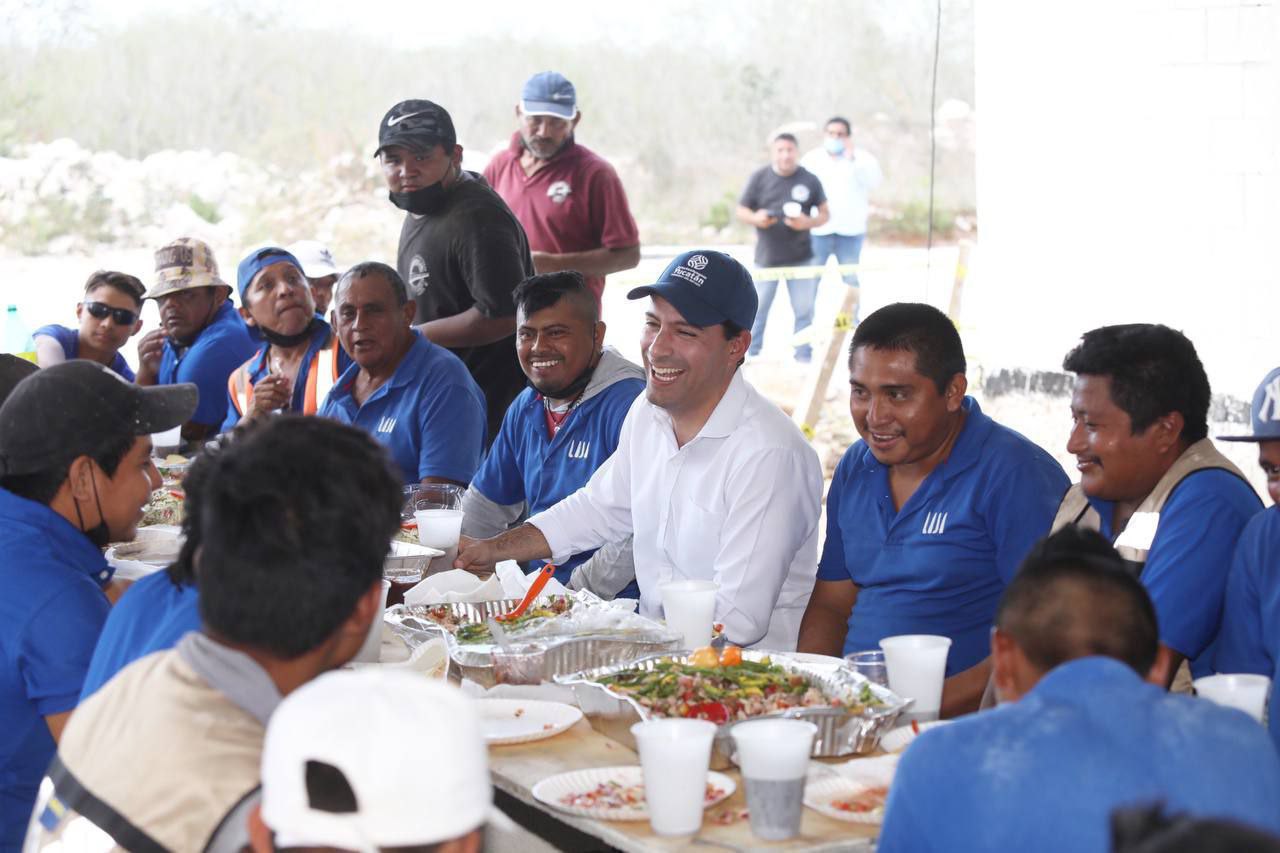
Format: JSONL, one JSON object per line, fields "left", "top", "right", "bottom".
{"left": 455, "top": 250, "right": 823, "bottom": 650}
{"left": 800, "top": 116, "right": 882, "bottom": 299}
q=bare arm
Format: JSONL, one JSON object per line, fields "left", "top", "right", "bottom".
{"left": 941, "top": 656, "right": 992, "bottom": 717}
{"left": 796, "top": 579, "right": 859, "bottom": 656}
{"left": 415, "top": 306, "right": 514, "bottom": 349}
{"left": 736, "top": 205, "right": 777, "bottom": 229}
{"left": 45, "top": 710, "right": 72, "bottom": 743}
{"left": 454, "top": 522, "right": 553, "bottom": 573}
{"left": 532, "top": 245, "right": 641, "bottom": 277}
{"left": 34, "top": 335, "right": 66, "bottom": 368}
{"left": 1151, "top": 644, "right": 1184, "bottom": 689}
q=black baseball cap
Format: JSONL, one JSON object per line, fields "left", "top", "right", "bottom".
{"left": 375, "top": 100, "right": 457, "bottom": 157}
{"left": 0, "top": 355, "right": 38, "bottom": 406}
{"left": 627, "top": 250, "right": 758, "bottom": 330}
{"left": 0, "top": 361, "right": 198, "bottom": 476}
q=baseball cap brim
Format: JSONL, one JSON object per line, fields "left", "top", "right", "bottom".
{"left": 1218, "top": 433, "right": 1273, "bottom": 443}
{"left": 373, "top": 131, "right": 448, "bottom": 158}
{"left": 626, "top": 282, "right": 728, "bottom": 327}
{"left": 135, "top": 383, "right": 201, "bottom": 434}
{"left": 521, "top": 100, "right": 576, "bottom": 119}
{"left": 143, "top": 278, "right": 232, "bottom": 301}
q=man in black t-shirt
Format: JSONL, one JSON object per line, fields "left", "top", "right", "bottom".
{"left": 377, "top": 99, "right": 535, "bottom": 440}
{"left": 736, "top": 132, "right": 829, "bottom": 363}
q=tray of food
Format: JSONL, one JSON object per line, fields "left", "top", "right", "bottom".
{"left": 385, "top": 592, "right": 681, "bottom": 687}
{"left": 555, "top": 647, "right": 909, "bottom": 766}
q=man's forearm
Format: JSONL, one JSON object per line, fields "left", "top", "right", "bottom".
{"left": 415, "top": 306, "right": 515, "bottom": 348}
{"left": 940, "top": 656, "right": 992, "bottom": 718}
{"left": 491, "top": 522, "right": 554, "bottom": 563}
{"left": 796, "top": 608, "right": 850, "bottom": 656}
{"left": 533, "top": 245, "right": 641, "bottom": 277}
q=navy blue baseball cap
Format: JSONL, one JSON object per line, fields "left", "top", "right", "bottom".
{"left": 376, "top": 99, "right": 457, "bottom": 157}
{"left": 521, "top": 71, "right": 577, "bottom": 119}
{"left": 1221, "top": 367, "right": 1280, "bottom": 442}
{"left": 627, "top": 251, "right": 758, "bottom": 330}
{"left": 237, "top": 246, "right": 304, "bottom": 300}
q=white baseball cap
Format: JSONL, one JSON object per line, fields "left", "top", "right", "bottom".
{"left": 286, "top": 240, "right": 343, "bottom": 279}
{"left": 260, "top": 669, "right": 491, "bottom": 851}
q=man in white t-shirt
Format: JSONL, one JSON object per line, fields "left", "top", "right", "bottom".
{"left": 800, "top": 116, "right": 882, "bottom": 300}
{"left": 455, "top": 250, "right": 823, "bottom": 650}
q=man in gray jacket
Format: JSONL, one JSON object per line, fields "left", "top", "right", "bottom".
{"left": 461, "top": 271, "right": 645, "bottom": 597}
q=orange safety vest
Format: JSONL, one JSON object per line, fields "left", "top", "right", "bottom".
{"left": 227, "top": 336, "right": 341, "bottom": 419}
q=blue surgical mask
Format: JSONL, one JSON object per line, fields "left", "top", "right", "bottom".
{"left": 824, "top": 136, "right": 846, "bottom": 155}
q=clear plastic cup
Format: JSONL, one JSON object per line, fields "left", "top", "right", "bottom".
{"left": 659, "top": 579, "right": 719, "bottom": 649}
{"left": 879, "top": 634, "right": 952, "bottom": 721}
{"left": 631, "top": 718, "right": 717, "bottom": 836}
{"left": 352, "top": 580, "right": 391, "bottom": 663}
{"left": 1193, "top": 674, "right": 1271, "bottom": 723}
{"left": 731, "top": 719, "right": 817, "bottom": 840}
{"left": 844, "top": 650, "right": 889, "bottom": 687}
{"left": 415, "top": 484, "right": 465, "bottom": 551}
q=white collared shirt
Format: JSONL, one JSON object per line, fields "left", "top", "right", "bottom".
{"left": 528, "top": 371, "right": 822, "bottom": 650}
{"left": 800, "top": 147, "right": 883, "bottom": 237}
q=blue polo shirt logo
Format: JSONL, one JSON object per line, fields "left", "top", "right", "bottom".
{"left": 377, "top": 416, "right": 397, "bottom": 433}
{"left": 567, "top": 440, "right": 590, "bottom": 460}
{"left": 922, "top": 511, "right": 949, "bottom": 535}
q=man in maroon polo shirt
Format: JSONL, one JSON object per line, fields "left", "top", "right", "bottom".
{"left": 483, "top": 71, "right": 641, "bottom": 305}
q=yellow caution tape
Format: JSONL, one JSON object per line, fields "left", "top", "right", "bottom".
{"left": 801, "top": 423, "right": 815, "bottom": 441}
{"left": 834, "top": 313, "right": 854, "bottom": 332}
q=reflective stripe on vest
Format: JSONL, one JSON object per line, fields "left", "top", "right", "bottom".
{"left": 228, "top": 364, "right": 254, "bottom": 417}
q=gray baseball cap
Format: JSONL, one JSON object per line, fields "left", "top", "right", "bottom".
{"left": 1221, "top": 367, "right": 1280, "bottom": 442}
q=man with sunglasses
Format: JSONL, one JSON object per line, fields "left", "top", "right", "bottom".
{"left": 34, "top": 270, "right": 146, "bottom": 380}
{"left": 135, "top": 238, "right": 257, "bottom": 443}
{"left": 483, "top": 71, "right": 641, "bottom": 306}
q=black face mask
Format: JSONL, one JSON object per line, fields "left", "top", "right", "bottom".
{"left": 73, "top": 466, "right": 112, "bottom": 550}
{"left": 261, "top": 316, "right": 317, "bottom": 348}
{"left": 388, "top": 166, "right": 454, "bottom": 216}
{"left": 537, "top": 349, "right": 599, "bottom": 402}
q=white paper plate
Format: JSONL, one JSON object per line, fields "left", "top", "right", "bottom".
{"left": 478, "top": 698, "right": 583, "bottom": 746}
{"left": 532, "top": 766, "right": 735, "bottom": 821}
{"left": 804, "top": 775, "right": 890, "bottom": 824}
{"left": 878, "top": 719, "right": 950, "bottom": 753}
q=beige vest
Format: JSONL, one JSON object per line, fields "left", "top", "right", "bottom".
{"left": 1052, "top": 438, "right": 1249, "bottom": 572}
{"left": 56, "top": 650, "right": 263, "bottom": 851}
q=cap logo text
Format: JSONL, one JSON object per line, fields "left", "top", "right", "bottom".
{"left": 156, "top": 245, "right": 194, "bottom": 270}
{"left": 1261, "top": 376, "right": 1280, "bottom": 422}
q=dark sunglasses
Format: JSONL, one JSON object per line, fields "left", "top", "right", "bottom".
{"left": 83, "top": 301, "right": 138, "bottom": 326}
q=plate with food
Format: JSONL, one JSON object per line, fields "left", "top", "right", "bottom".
{"left": 804, "top": 776, "right": 890, "bottom": 824}
{"left": 531, "top": 766, "right": 735, "bottom": 821}
{"left": 878, "top": 719, "right": 950, "bottom": 753}
{"left": 477, "top": 698, "right": 583, "bottom": 745}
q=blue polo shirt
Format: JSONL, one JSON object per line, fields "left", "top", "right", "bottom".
{"left": 878, "top": 656, "right": 1280, "bottom": 853}
{"left": 79, "top": 571, "right": 201, "bottom": 702}
{"left": 1215, "top": 506, "right": 1280, "bottom": 751}
{"left": 472, "top": 377, "right": 645, "bottom": 588}
{"left": 32, "top": 324, "right": 134, "bottom": 381}
{"left": 817, "top": 398, "right": 1068, "bottom": 675}
{"left": 1083, "top": 469, "right": 1262, "bottom": 677}
{"left": 0, "top": 488, "right": 112, "bottom": 851}
{"left": 158, "top": 300, "right": 257, "bottom": 428}
{"left": 319, "top": 331, "right": 486, "bottom": 485}
{"left": 219, "top": 319, "right": 350, "bottom": 433}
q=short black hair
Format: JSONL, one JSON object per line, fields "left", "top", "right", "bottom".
{"left": 338, "top": 261, "right": 409, "bottom": 307}
{"left": 195, "top": 416, "right": 402, "bottom": 658}
{"left": 1062, "top": 324, "right": 1209, "bottom": 443}
{"left": 996, "top": 527, "right": 1159, "bottom": 678}
{"left": 0, "top": 432, "right": 136, "bottom": 506}
{"left": 165, "top": 426, "right": 229, "bottom": 588}
{"left": 83, "top": 270, "right": 145, "bottom": 308}
{"left": 772, "top": 132, "right": 799, "bottom": 147}
{"left": 826, "top": 116, "right": 852, "bottom": 134}
{"left": 512, "top": 270, "right": 598, "bottom": 325}
{"left": 1111, "top": 804, "right": 1280, "bottom": 853}
{"left": 849, "top": 302, "right": 966, "bottom": 393}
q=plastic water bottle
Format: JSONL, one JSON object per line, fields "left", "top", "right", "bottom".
{"left": 3, "top": 305, "right": 35, "bottom": 363}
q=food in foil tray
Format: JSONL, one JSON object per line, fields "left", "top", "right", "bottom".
{"left": 422, "top": 595, "right": 574, "bottom": 644}
{"left": 597, "top": 647, "right": 881, "bottom": 723}
{"left": 140, "top": 489, "right": 185, "bottom": 527}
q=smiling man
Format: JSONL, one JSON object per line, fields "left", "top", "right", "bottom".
{"left": 461, "top": 271, "right": 645, "bottom": 593}
{"left": 0, "top": 362, "right": 195, "bottom": 850}
{"left": 456, "top": 251, "right": 822, "bottom": 650}
{"left": 379, "top": 99, "right": 534, "bottom": 441}
{"left": 1054, "top": 324, "right": 1262, "bottom": 688}
{"left": 135, "top": 237, "right": 257, "bottom": 442}
{"left": 797, "top": 303, "right": 1068, "bottom": 715}
{"left": 222, "top": 246, "right": 349, "bottom": 432}
{"left": 318, "top": 262, "right": 485, "bottom": 487}
{"left": 482, "top": 71, "right": 641, "bottom": 305}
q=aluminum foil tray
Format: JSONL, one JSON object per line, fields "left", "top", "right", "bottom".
{"left": 554, "top": 650, "right": 910, "bottom": 766}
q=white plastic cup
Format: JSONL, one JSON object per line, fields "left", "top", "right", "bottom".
{"left": 731, "top": 719, "right": 817, "bottom": 840}
{"left": 1193, "top": 674, "right": 1271, "bottom": 723}
{"left": 352, "top": 580, "right": 391, "bottom": 663}
{"left": 631, "top": 718, "right": 717, "bottom": 836}
{"left": 879, "top": 634, "right": 952, "bottom": 722}
{"left": 415, "top": 508, "right": 463, "bottom": 550}
{"left": 659, "top": 580, "right": 719, "bottom": 649}
{"left": 151, "top": 425, "right": 181, "bottom": 453}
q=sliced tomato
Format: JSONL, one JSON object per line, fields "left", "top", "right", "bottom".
{"left": 685, "top": 701, "right": 730, "bottom": 723}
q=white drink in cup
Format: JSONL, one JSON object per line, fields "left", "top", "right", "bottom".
{"left": 880, "top": 634, "right": 952, "bottom": 722}
{"left": 415, "top": 508, "right": 463, "bottom": 550}
{"left": 1192, "top": 674, "right": 1271, "bottom": 723}
{"left": 353, "top": 579, "right": 391, "bottom": 663}
{"left": 152, "top": 425, "right": 181, "bottom": 454}
{"left": 631, "top": 718, "right": 717, "bottom": 836}
{"left": 659, "top": 579, "right": 719, "bottom": 649}
{"left": 731, "top": 719, "right": 817, "bottom": 841}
